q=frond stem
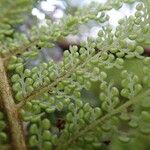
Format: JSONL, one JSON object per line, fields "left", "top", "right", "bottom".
{"left": 0, "top": 57, "right": 27, "bottom": 150}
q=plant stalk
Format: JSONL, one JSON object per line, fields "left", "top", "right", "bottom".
{"left": 0, "top": 58, "right": 27, "bottom": 150}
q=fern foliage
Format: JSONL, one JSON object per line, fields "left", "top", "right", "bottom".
{"left": 0, "top": 0, "right": 150, "bottom": 150}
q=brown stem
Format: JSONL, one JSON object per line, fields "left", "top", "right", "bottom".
{"left": 0, "top": 58, "right": 27, "bottom": 150}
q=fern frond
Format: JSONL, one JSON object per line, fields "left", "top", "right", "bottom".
{"left": 0, "top": 0, "right": 150, "bottom": 149}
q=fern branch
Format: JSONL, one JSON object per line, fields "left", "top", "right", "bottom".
{"left": 2, "top": 3, "right": 110, "bottom": 63}
{"left": 56, "top": 88, "right": 150, "bottom": 150}
{"left": 17, "top": 50, "right": 102, "bottom": 109}
{"left": 0, "top": 57, "right": 27, "bottom": 150}
{"left": 3, "top": 39, "right": 37, "bottom": 66}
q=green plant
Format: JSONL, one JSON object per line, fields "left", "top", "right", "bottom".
{"left": 0, "top": 0, "right": 150, "bottom": 150}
